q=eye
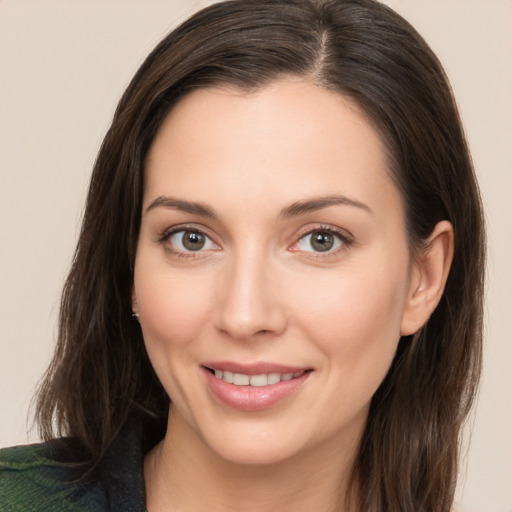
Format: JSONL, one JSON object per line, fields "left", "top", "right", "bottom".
{"left": 166, "top": 229, "right": 218, "bottom": 253}
{"left": 295, "top": 228, "right": 347, "bottom": 253}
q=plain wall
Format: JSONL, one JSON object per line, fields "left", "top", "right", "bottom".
{"left": 1, "top": 1, "right": 511, "bottom": 511}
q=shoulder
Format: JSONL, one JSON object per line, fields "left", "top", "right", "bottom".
{"left": 0, "top": 440, "right": 107, "bottom": 511}
{"left": 0, "top": 417, "right": 163, "bottom": 512}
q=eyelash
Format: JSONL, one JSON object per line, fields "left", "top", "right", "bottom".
{"left": 158, "top": 225, "right": 218, "bottom": 259}
{"left": 293, "top": 225, "right": 353, "bottom": 258}
{"left": 157, "top": 224, "right": 353, "bottom": 259}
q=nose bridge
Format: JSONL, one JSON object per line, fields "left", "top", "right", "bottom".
{"left": 215, "top": 243, "right": 285, "bottom": 340}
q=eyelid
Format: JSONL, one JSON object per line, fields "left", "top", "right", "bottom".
{"left": 158, "top": 224, "right": 221, "bottom": 255}
{"left": 289, "top": 224, "right": 353, "bottom": 256}
{"left": 156, "top": 222, "right": 353, "bottom": 258}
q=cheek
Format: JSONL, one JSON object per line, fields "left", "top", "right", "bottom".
{"left": 133, "top": 257, "right": 220, "bottom": 401}
{"left": 295, "top": 264, "right": 406, "bottom": 337}
{"left": 288, "top": 255, "right": 409, "bottom": 391}
{"left": 133, "top": 264, "right": 218, "bottom": 411}
{"left": 135, "top": 267, "right": 215, "bottom": 347}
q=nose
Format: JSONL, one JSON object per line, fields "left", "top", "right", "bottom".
{"left": 214, "top": 250, "right": 287, "bottom": 341}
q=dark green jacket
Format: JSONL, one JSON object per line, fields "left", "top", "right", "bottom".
{"left": 0, "top": 420, "right": 163, "bottom": 511}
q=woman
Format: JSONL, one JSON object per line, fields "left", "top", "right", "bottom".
{"left": 0, "top": 0, "right": 485, "bottom": 511}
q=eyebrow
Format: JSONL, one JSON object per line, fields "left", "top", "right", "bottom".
{"left": 145, "top": 194, "right": 373, "bottom": 219}
{"left": 146, "top": 196, "right": 217, "bottom": 218}
{"left": 280, "top": 195, "right": 373, "bottom": 218}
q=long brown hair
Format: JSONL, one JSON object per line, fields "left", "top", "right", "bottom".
{"left": 35, "top": 1, "right": 485, "bottom": 510}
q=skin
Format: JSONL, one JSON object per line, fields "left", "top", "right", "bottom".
{"left": 132, "top": 79, "right": 453, "bottom": 512}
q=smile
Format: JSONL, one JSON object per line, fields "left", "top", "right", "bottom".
{"left": 202, "top": 363, "right": 312, "bottom": 411}
{"left": 212, "top": 370, "right": 305, "bottom": 387}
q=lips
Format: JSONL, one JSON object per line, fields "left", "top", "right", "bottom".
{"left": 212, "top": 369, "right": 305, "bottom": 386}
{"left": 201, "top": 362, "right": 312, "bottom": 411}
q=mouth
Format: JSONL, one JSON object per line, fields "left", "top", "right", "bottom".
{"left": 205, "top": 367, "right": 308, "bottom": 387}
{"left": 201, "top": 362, "right": 312, "bottom": 411}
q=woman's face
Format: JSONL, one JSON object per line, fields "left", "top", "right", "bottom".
{"left": 133, "top": 80, "right": 419, "bottom": 465}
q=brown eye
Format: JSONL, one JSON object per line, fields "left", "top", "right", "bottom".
{"left": 296, "top": 229, "right": 344, "bottom": 253}
{"left": 168, "top": 229, "right": 217, "bottom": 253}
{"left": 310, "top": 232, "right": 335, "bottom": 252}
{"left": 182, "top": 231, "right": 205, "bottom": 251}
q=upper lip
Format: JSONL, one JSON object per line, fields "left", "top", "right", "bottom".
{"left": 202, "top": 361, "right": 312, "bottom": 375}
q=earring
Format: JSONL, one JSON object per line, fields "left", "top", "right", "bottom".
{"left": 132, "top": 312, "right": 140, "bottom": 322}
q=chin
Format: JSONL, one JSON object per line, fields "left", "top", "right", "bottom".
{"left": 197, "top": 419, "right": 310, "bottom": 467}
{"left": 211, "top": 438, "right": 301, "bottom": 467}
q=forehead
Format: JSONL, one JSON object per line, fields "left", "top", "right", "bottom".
{"left": 144, "top": 80, "right": 403, "bottom": 223}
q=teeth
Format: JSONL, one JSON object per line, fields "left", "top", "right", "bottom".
{"left": 233, "top": 373, "right": 250, "bottom": 385}
{"left": 212, "top": 370, "right": 305, "bottom": 386}
{"left": 267, "top": 373, "right": 281, "bottom": 385}
{"left": 249, "top": 374, "right": 267, "bottom": 387}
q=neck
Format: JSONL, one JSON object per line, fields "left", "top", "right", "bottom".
{"left": 144, "top": 408, "right": 361, "bottom": 512}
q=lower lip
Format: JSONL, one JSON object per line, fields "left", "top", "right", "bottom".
{"left": 203, "top": 368, "right": 311, "bottom": 411}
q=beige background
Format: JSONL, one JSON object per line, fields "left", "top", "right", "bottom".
{"left": 0, "top": 1, "right": 510, "bottom": 511}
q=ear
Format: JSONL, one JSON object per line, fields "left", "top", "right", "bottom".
{"left": 400, "top": 220, "right": 454, "bottom": 336}
{"left": 131, "top": 285, "right": 138, "bottom": 315}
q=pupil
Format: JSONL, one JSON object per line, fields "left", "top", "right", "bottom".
{"left": 183, "top": 232, "right": 205, "bottom": 251}
{"left": 311, "top": 232, "right": 334, "bottom": 252}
